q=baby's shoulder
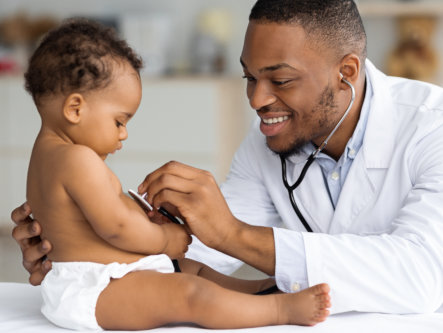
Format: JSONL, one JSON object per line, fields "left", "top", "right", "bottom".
{"left": 58, "top": 144, "right": 106, "bottom": 172}
{"left": 61, "top": 143, "right": 98, "bottom": 158}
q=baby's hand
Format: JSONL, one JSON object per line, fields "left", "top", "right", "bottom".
{"left": 161, "top": 223, "right": 192, "bottom": 259}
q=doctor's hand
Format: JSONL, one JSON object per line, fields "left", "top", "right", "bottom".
{"left": 11, "top": 202, "right": 52, "bottom": 286}
{"left": 147, "top": 202, "right": 181, "bottom": 225}
{"left": 139, "top": 161, "right": 241, "bottom": 251}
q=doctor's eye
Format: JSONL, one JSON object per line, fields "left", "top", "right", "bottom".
{"left": 271, "top": 80, "right": 291, "bottom": 86}
{"left": 242, "top": 75, "right": 256, "bottom": 83}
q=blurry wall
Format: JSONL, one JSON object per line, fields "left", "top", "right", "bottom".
{"left": 363, "top": 11, "right": 443, "bottom": 85}
{"left": 0, "top": 0, "right": 258, "bottom": 229}
{"left": 0, "top": 0, "right": 256, "bottom": 75}
{"left": 1, "top": 0, "right": 443, "bottom": 229}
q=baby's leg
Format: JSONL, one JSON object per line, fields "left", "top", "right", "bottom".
{"left": 178, "top": 258, "right": 276, "bottom": 294}
{"left": 96, "top": 270, "right": 330, "bottom": 330}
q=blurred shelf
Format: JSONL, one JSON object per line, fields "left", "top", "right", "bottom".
{"left": 0, "top": 72, "right": 243, "bottom": 82}
{"left": 358, "top": 1, "right": 443, "bottom": 17}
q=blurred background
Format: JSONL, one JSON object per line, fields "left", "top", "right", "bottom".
{"left": 1, "top": 0, "right": 443, "bottom": 282}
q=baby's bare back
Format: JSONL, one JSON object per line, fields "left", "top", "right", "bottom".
{"left": 27, "top": 135, "right": 145, "bottom": 264}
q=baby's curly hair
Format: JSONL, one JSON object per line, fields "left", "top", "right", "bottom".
{"left": 24, "top": 18, "right": 143, "bottom": 105}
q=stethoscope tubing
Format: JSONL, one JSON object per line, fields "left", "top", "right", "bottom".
{"left": 280, "top": 77, "right": 356, "bottom": 232}
{"left": 281, "top": 153, "right": 316, "bottom": 232}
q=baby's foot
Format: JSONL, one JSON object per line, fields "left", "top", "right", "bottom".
{"left": 278, "top": 283, "right": 331, "bottom": 326}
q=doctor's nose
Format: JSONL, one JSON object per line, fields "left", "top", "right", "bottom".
{"left": 248, "top": 81, "right": 277, "bottom": 111}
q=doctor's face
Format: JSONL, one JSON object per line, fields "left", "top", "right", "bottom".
{"left": 241, "top": 21, "right": 343, "bottom": 156}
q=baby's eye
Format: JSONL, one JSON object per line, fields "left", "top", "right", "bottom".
{"left": 116, "top": 121, "right": 123, "bottom": 127}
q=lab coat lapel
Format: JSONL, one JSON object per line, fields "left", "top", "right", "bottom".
{"left": 288, "top": 157, "right": 335, "bottom": 232}
{"left": 361, "top": 60, "right": 397, "bottom": 169}
{"left": 329, "top": 152, "right": 375, "bottom": 233}
{"left": 330, "top": 60, "right": 397, "bottom": 232}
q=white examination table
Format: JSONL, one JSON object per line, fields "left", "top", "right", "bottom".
{"left": 1, "top": 282, "right": 442, "bottom": 332}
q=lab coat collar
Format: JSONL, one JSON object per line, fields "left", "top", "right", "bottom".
{"left": 330, "top": 60, "right": 396, "bottom": 231}
{"left": 287, "top": 60, "right": 395, "bottom": 169}
{"left": 287, "top": 149, "right": 310, "bottom": 165}
{"left": 362, "top": 60, "right": 396, "bottom": 169}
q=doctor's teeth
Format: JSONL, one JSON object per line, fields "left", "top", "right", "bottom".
{"left": 263, "top": 116, "right": 289, "bottom": 124}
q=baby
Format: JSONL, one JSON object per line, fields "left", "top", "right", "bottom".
{"left": 25, "top": 18, "right": 331, "bottom": 330}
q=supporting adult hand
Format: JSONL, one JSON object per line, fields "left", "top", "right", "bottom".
{"left": 139, "top": 161, "right": 240, "bottom": 252}
{"left": 11, "top": 203, "right": 52, "bottom": 285}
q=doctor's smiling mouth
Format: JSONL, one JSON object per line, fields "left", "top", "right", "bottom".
{"left": 256, "top": 106, "right": 301, "bottom": 155}
{"left": 258, "top": 112, "right": 291, "bottom": 137}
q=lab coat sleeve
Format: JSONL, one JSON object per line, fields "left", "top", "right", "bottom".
{"left": 220, "top": 127, "right": 283, "bottom": 228}
{"left": 302, "top": 127, "right": 443, "bottom": 314}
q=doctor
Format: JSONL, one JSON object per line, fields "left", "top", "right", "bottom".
{"left": 11, "top": 0, "right": 443, "bottom": 314}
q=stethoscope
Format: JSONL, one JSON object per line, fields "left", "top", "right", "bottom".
{"left": 280, "top": 74, "right": 356, "bottom": 232}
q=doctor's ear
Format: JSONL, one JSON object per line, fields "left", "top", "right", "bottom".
{"left": 62, "top": 93, "right": 85, "bottom": 124}
{"left": 338, "top": 54, "right": 361, "bottom": 89}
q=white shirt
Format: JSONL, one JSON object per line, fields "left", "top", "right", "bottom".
{"left": 309, "top": 75, "right": 372, "bottom": 207}
{"left": 186, "top": 60, "right": 443, "bottom": 314}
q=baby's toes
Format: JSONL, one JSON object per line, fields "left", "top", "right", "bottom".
{"left": 312, "top": 283, "right": 330, "bottom": 296}
{"left": 316, "top": 293, "right": 331, "bottom": 309}
{"left": 314, "top": 308, "right": 330, "bottom": 322}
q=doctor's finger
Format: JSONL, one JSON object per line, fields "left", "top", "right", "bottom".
{"left": 10, "top": 202, "right": 33, "bottom": 226}
{"left": 184, "top": 224, "right": 192, "bottom": 235}
{"left": 29, "top": 270, "right": 46, "bottom": 286}
{"left": 145, "top": 173, "right": 202, "bottom": 204}
{"left": 12, "top": 221, "right": 41, "bottom": 250}
{"left": 138, "top": 161, "right": 208, "bottom": 194}
{"left": 138, "top": 161, "right": 196, "bottom": 193}
{"left": 28, "top": 260, "right": 52, "bottom": 286}
{"left": 150, "top": 189, "right": 193, "bottom": 217}
{"left": 22, "top": 239, "right": 52, "bottom": 267}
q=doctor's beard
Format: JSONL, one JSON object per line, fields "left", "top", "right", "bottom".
{"left": 271, "top": 84, "right": 340, "bottom": 159}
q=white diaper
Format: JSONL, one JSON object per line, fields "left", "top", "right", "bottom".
{"left": 41, "top": 255, "right": 174, "bottom": 331}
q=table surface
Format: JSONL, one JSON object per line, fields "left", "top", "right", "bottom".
{"left": 1, "top": 282, "right": 442, "bottom": 333}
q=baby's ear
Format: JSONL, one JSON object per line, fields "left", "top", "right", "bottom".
{"left": 62, "top": 93, "right": 85, "bottom": 124}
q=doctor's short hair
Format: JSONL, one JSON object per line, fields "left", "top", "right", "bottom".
{"left": 24, "top": 18, "right": 143, "bottom": 106}
{"left": 249, "top": 0, "right": 367, "bottom": 63}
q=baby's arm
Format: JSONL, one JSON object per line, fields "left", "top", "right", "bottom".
{"left": 62, "top": 146, "right": 190, "bottom": 258}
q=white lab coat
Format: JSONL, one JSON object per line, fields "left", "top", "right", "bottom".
{"left": 186, "top": 60, "right": 443, "bottom": 314}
